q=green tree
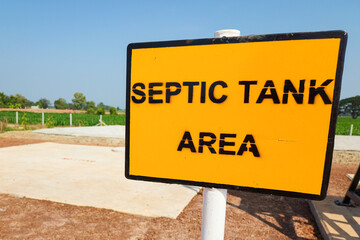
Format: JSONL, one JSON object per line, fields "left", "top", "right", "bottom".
{"left": 109, "top": 106, "right": 117, "bottom": 115}
{"left": 21, "top": 113, "right": 30, "bottom": 130}
{"left": 54, "top": 98, "right": 69, "bottom": 109}
{"left": 35, "top": 101, "right": 43, "bottom": 108}
{"left": 86, "top": 101, "right": 95, "bottom": 110}
{"left": 68, "top": 103, "right": 75, "bottom": 109}
{"left": 95, "top": 107, "right": 105, "bottom": 115}
{"left": 72, "top": 92, "right": 86, "bottom": 110}
{"left": 97, "top": 102, "right": 105, "bottom": 109}
{"left": 8, "top": 103, "right": 20, "bottom": 109}
{"left": 0, "top": 93, "right": 33, "bottom": 108}
{"left": 86, "top": 108, "right": 95, "bottom": 114}
{"left": 8, "top": 95, "right": 18, "bottom": 107}
{"left": 28, "top": 101, "right": 35, "bottom": 107}
{"left": 339, "top": 96, "right": 360, "bottom": 119}
{"left": 15, "top": 94, "right": 30, "bottom": 108}
{"left": 38, "top": 98, "right": 50, "bottom": 109}
{"left": 0, "top": 92, "right": 10, "bottom": 108}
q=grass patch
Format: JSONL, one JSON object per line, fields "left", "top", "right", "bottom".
{"left": 5, "top": 127, "right": 25, "bottom": 131}
{"left": 1, "top": 111, "right": 358, "bottom": 135}
{"left": 0, "top": 111, "right": 125, "bottom": 127}
{"left": 336, "top": 116, "right": 360, "bottom": 135}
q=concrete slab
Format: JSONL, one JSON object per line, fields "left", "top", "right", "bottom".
{"left": 33, "top": 125, "right": 125, "bottom": 139}
{"left": 34, "top": 126, "right": 360, "bottom": 151}
{"left": 33, "top": 125, "right": 360, "bottom": 151}
{"left": 309, "top": 196, "right": 360, "bottom": 240}
{"left": 0, "top": 142, "right": 200, "bottom": 219}
{"left": 334, "top": 136, "right": 360, "bottom": 151}
{"left": 346, "top": 174, "right": 360, "bottom": 187}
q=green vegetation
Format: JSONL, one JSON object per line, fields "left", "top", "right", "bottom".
{"left": 37, "top": 98, "right": 50, "bottom": 109}
{"left": 86, "top": 108, "right": 95, "bottom": 114}
{"left": 95, "top": 107, "right": 105, "bottom": 115}
{"left": 1, "top": 91, "right": 121, "bottom": 118}
{"left": 339, "top": 95, "right": 360, "bottom": 119}
{"left": 45, "top": 116, "right": 55, "bottom": 128}
{"left": 0, "top": 117, "right": 8, "bottom": 132}
{"left": 86, "top": 101, "right": 95, "bottom": 110}
{"left": 54, "top": 98, "right": 69, "bottom": 109}
{"left": 21, "top": 112, "right": 30, "bottom": 130}
{"left": 0, "top": 92, "right": 33, "bottom": 108}
{"left": 1, "top": 111, "right": 358, "bottom": 135}
{"left": 0, "top": 111, "right": 125, "bottom": 127}
{"left": 72, "top": 92, "right": 86, "bottom": 110}
{"left": 335, "top": 116, "right": 360, "bottom": 135}
{"left": 8, "top": 103, "right": 21, "bottom": 109}
{"left": 109, "top": 106, "right": 117, "bottom": 115}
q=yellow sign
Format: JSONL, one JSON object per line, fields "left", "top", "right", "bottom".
{"left": 126, "top": 31, "right": 347, "bottom": 199}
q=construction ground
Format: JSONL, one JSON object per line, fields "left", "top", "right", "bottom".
{"left": 0, "top": 126, "right": 359, "bottom": 239}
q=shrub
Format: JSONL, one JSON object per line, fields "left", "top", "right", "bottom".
{"left": 74, "top": 119, "right": 82, "bottom": 126}
{"left": 0, "top": 117, "right": 8, "bottom": 132}
{"left": 46, "top": 116, "right": 55, "bottom": 128}
{"left": 21, "top": 113, "right": 29, "bottom": 130}
{"left": 109, "top": 106, "right": 117, "bottom": 115}
{"left": 54, "top": 98, "right": 69, "bottom": 109}
{"left": 86, "top": 108, "right": 95, "bottom": 114}
{"left": 95, "top": 107, "right": 105, "bottom": 115}
{"left": 8, "top": 103, "right": 21, "bottom": 109}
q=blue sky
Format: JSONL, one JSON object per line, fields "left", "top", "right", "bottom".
{"left": 0, "top": 0, "right": 359, "bottom": 108}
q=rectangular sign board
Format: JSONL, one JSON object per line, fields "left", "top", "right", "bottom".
{"left": 125, "top": 31, "right": 347, "bottom": 200}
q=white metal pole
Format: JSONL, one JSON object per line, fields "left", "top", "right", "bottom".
{"left": 201, "top": 29, "right": 240, "bottom": 240}
{"left": 201, "top": 188, "right": 228, "bottom": 240}
{"left": 214, "top": 29, "right": 240, "bottom": 38}
{"left": 16, "top": 111, "right": 18, "bottom": 124}
{"left": 42, "top": 112, "right": 44, "bottom": 125}
{"left": 350, "top": 124, "right": 353, "bottom": 136}
{"left": 70, "top": 113, "right": 72, "bottom": 126}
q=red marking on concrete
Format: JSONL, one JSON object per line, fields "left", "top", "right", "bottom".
{"left": 62, "top": 157, "right": 96, "bottom": 163}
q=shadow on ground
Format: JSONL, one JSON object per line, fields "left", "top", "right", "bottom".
{"left": 227, "top": 190, "right": 322, "bottom": 239}
{"left": 310, "top": 195, "right": 360, "bottom": 239}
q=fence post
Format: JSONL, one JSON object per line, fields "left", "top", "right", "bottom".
{"left": 70, "top": 113, "right": 72, "bottom": 126}
{"left": 350, "top": 124, "right": 353, "bottom": 136}
{"left": 16, "top": 111, "right": 18, "bottom": 124}
{"left": 42, "top": 112, "right": 44, "bottom": 125}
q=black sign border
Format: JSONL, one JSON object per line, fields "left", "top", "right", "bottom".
{"left": 125, "top": 30, "right": 348, "bottom": 200}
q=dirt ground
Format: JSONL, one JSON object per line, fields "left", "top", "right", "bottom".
{"left": 0, "top": 131, "right": 359, "bottom": 240}
{"left": 0, "top": 130, "right": 124, "bottom": 147}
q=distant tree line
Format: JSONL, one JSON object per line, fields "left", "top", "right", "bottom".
{"left": 0, "top": 92, "right": 121, "bottom": 115}
{"left": 0, "top": 93, "right": 49, "bottom": 109}
{"left": 339, "top": 95, "right": 360, "bottom": 119}
{"left": 0, "top": 92, "right": 31, "bottom": 109}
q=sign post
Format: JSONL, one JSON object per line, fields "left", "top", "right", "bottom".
{"left": 201, "top": 29, "right": 240, "bottom": 240}
{"left": 125, "top": 29, "right": 347, "bottom": 235}
{"left": 201, "top": 187, "right": 227, "bottom": 239}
